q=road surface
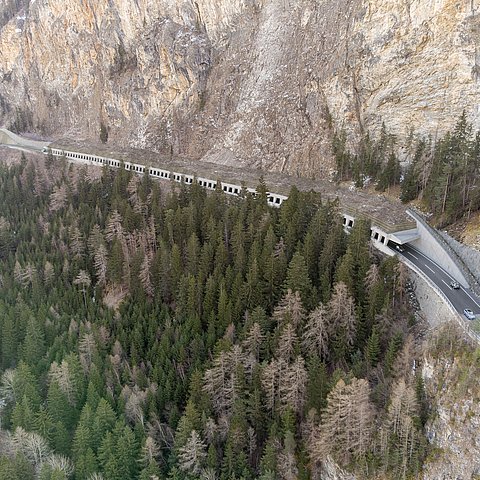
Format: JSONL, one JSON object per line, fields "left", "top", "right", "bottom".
{"left": 2, "top": 127, "right": 480, "bottom": 323}
{"left": 0, "top": 128, "right": 49, "bottom": 153}
{"left": 390, "top": 243, "right": 480, "bottom": 320}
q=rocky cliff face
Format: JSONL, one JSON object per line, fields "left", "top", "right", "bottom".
{"left": 422, "top": 330, "right": 480, "bottom": 479}
{"left": 0, "top": 0, "right": 479, "bottom": 176}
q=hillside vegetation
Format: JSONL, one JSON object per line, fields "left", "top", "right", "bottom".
{"left": 0, "top": 157, "right": 428, "bottom": 479}
{"left": 334, "top": 114, "right": 480, "bottom": 226}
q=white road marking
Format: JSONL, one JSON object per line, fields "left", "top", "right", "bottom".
{"left": 409, "top": 246, "right": 461, "bottom": 283}
{"left": 408, "top": 252, "right": 420, "bottom": 260}
{"left": 441, "top": 279, "right": 452, "bottom": 290}
{"left": 462, "top": 288, "right": 480, "bottom": 310}
{"left": 424, "top": 264, "right": 436, "bottom": 274}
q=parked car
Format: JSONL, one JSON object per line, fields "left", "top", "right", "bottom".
{"left": 463, "top": 308, "right": 476, "bottom": 320}
{"left": 450, "top": 280, "right": 460, "bottom": 289}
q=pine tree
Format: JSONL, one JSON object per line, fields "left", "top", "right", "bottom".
{"left": 1, "top": 312, "right": 17, "bottom": 368}
{"left": 92, "top": 399, "right": 117, "bottom": 449}
{"left": 280, "top": 356, "right": 307, "bottom": 414}
{"left": 21, "top": 317, "right": 46, "bottom": 368}
{"left": 284, "top": 252, "right": 315, "bottom": 309}
{"left": 272, "top": 290, "right": 305, "bottom": 328}
{"left": 365, "top": 325, "right": 380, "bottom": 367}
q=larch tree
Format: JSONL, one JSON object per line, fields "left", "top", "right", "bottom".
{"left": 261, "top": 359, "right": 284, "bottom": 414}
{"left": 139, "top": 253, "right": 154, "bottom": 299}
{"left": 280, "top": 356, "right": 307, "bottom": 414}
{"left": 105, "top": 210, "right": 124, "bottom": 243}
{"left": 242, "top": 323, "right": 264, "bottom": 366}
{"left": 382, "top": 378, "right": 421, "bottom": 478}
{"left": 74, "top": 270, "right": 91, "bottom": 310}
{"left": 202, "top": 349, "right": 243, "bottom": 415}
{"left": 365, "top": 263, "right": 381, "bottom": 292}
{"left": 328, "top": 282, "right": 357, "bottom": 347}
{"left": 311, "top": 378, "right": 374, "bottom": 465}
{"left": 93, "top": 244, "right": 108, "bottom": 287}
{"left": 276, "top": 323, "right": 299, "bottom": 362}
{"left": 79, "top": 333, "right": 97, "bottom": 373}
{"left": 49, "top": 184, "right": 68, "bottom": 212}
{"left": 272, "top": 290, "right": 305, "bottom": 328}
{"left": 69, "top": 225, "right": 85, "bottom": 259}
{"left": 303, "top": 304, "right": 330, "bottom": 360}
{"left": 394, "top": 261, "right": 409, "bottom": 307}
{"left": 178, "top": 430, "right": 207, "bottom": 477}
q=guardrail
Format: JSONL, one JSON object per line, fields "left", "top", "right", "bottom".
{"left": 400, "top": 255, "right": 480, "bottom": 344}
{"left": 407, "top": 208, "right": 480, "bottom": 296}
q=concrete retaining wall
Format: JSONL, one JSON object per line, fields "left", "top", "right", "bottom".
{"left": 407, "top": 209, "right": 469, "bottom": 287}
{"left": 402, "top": 257, "right": 479, "bottom": 343}
{"left": 437, "top": 230, "right": 480, "bottom": 295}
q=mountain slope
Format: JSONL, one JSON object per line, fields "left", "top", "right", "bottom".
{"left": 0, "top": 0, "right": 479, "bottom": 176}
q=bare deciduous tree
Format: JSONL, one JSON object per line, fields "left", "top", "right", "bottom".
{"left": 46, "top": 454, "right": 74, "bottom": 478}
{"left": 122, "top": 385, "right": 148, "bottom": 427}
{"left": 74, "top": 270, "right": 91, "bottom": 309}
{"left": 49, "top": 184, "right": 68, "bottom": 212}
{"left": 328, "top": 282, "right": 357, "bottom": 346}
{"left": 105, "top": 210, "right": 124, "bottom": 242}
{"left": 303, "top": 304, "right": 330, "bottom": 359}
{"left": 79, "top": 333, "right": 96, "bottom": 372}
{"left": 280, "top": 356, "right": 307, "bottom": 414}
{"left": 178, "top": 430, "right": 207, "bottom": 476}
{"left": 12, "top": 427, "right": 51, "bottom": 468}
{"left": 276, "top": 323, "right": 299, "bottom": 362}
{"left": 311, "top": 378, "right": 374, "bottom": 464}
{"left": 0, "top": 369, "right": 15, "bottom": 403}
{"left": 272, "top": 289, "right": 305, "bottom": 327}
{"left": 49, "top": 360, "right": 75, "bottom": 405}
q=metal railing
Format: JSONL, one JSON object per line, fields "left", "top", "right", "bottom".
{"left": 400, "top": 255, "right": 480, "bottom": 344}
{"left": 407, "top": 208, "right": 480, "bottom": 296}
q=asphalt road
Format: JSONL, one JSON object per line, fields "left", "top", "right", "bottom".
{"left": 2, "top": 128, "right": 480, "bottom": 321}
{"left": 0, "top": 128, "right": 50, "bottom": 153}
{"left": 390, "top": 243, "right": 480, "bottom": 320}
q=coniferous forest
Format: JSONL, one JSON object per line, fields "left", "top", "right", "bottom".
{"left": 0, "top": 156, "right": 428, "bottom": 480}
{"left": 333, "top": 114, "right": 480, "bottom": 225}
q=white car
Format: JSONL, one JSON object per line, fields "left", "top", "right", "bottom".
{"left": 463, "top": 309, "right": 476, "bottom": 320}
{"left": 450, "top": 280, "right": 460, "bottom": 289}
{"left": 395, "top": 244, "right": 404, "bottom": 253}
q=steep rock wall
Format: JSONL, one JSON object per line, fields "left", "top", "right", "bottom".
{"left": 0, "top": 0, "right": 479, "bottom": 176}
{"left": 422, "top": 344, "right": 480, "bottom": 479}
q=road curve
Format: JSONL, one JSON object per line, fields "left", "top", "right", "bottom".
{"left": 390, "top": 243, "right": 480, "bottom": 320}
{"left": 0, "top": 128, "right": 50, "bottom": 152}
{"left": 2, "top": 127, "right": 480, "bottom": 323}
